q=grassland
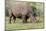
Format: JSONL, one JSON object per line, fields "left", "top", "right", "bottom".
{"left": 5, "top": 16, "right": 44, "bottom": 31}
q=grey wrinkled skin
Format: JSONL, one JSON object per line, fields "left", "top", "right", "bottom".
{"left": 8, "top": 4, "right": 36, "bottom": 24}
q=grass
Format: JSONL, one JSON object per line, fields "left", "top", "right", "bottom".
{"left": 6, "top": 23, "right": 43, "bottom": 30}
{"left": 5, "top": 16, "right": 44, "bottom": 31}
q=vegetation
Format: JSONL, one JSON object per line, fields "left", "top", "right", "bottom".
{"left": 5, "top": 0, "right": 44, "bottom": 31}
{"left": 5, "top": 17, "right": 44, "bottom": 31}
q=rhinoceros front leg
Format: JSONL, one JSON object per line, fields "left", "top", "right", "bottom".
{"left": 30, "top": 15, "right": 36, "bottom": 23}
{"left": 22, "top": 16, "right": 27, "bottom": 23}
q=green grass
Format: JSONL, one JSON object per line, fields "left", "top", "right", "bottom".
{"left": 5, "top": 16, "right": 44, "bottom": 31}
{"left": 6, "top": 23, "right": 43, "bottom": 30}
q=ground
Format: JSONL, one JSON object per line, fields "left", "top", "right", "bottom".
{"left": 5, "top": 16, "right": 44, "bottom": 31}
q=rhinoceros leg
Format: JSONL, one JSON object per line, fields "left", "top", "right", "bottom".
{"left": 8, "top": 9, "right": 12, "bottom": 24}
{"left": 13, "top": 16, "right": 16, "bottom": 23}
{"left": 30, "top": 15, "right": 36, "bottom": 23}
{"left": 22, "top": 16, "right": 27, "bottom": 23}
{"left": 9, "top": 15, "right": 12, "bottom": 24}
{"left": 25, "top": 16, "right": 29, "bottom": 23}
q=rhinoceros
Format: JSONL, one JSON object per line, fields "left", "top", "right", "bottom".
{"left": 8, "top": 3, "right": 37, "bottom": 23}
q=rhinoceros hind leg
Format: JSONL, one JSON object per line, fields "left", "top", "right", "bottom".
{"left": 13, "top": 16, "right": 16, "bottom": 23}
{"left": 9, "top": 16, "right": 12, "bottom": 24}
